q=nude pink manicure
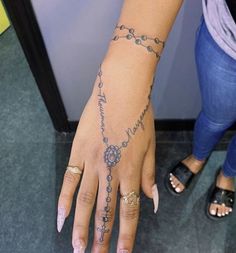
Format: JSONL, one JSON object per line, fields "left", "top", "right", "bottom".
{"left": 152, "top": 184, "right": 159, "bottom": 213}
{"left": 57, "top": 206, "right": 66, "bottom": 232}
{"left": 74, "top": 240, "right": 85, "bottom": 253}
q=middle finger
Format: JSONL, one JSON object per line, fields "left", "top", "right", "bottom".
{"left": 92, "top": 167, "right": 119, "bottom": 253}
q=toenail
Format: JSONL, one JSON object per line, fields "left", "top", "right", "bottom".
{"left": 170, "top": 173, "right": 173, "bottom": 176}
{"left": 226, "top": 212, "right": 229, "bottom": 215}
{"left": 222, "top": 213, "right": 225, "bottom": 216}
{"left": 229, "top": 208, "right": 233, "bottom": 212}
{"left": 210, "top": 209, "right": 216, "bottom": 215}
{"left": 217, "top": 213, "right": 222, "bottom": 217}
{"left": 175, "top": 187, "right": 180, "bottom": 192}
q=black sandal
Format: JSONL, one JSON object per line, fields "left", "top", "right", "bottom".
{"left": 165, "top": 160, "right": 198, "bottom": 196}
{"left": 206, "top": 169, "right": 235, "bottom": 221}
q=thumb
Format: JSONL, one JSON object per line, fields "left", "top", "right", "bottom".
{"left": 141, "top": 134, "right": 159, "bottom": 213}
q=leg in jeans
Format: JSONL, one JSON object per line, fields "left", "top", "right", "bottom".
{"left": 222, "top": 135, "right": 236, "bottom": 177}
{"left": 170, "top": 16, "right": 236, "bottom": 208}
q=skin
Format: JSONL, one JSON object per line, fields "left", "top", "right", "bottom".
{"left": 57, "top": 0, "right": 183, "bottom": 252}
{"left": 169, "top": 155, "right": 235, "bottom": 217}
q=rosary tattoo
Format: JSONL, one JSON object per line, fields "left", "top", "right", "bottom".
{"left": 96, "top": 25, "right": 164, "bottom": 243}
{"left": 112, "top": 24, "right": 165, "bottom": 59}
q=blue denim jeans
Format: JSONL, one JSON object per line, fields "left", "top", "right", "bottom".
{"left": 192, "top": 17, "right": 236, "bottom": 177}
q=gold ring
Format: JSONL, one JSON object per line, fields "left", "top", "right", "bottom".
{"left": 121, "top": 191, "right": 140, "bottom": 207}
{"left": 66, "top": 165, "right": 83, "bottom": 175}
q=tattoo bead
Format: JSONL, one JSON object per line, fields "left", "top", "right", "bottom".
{"left": 122, "top": 141, "right": 127, "bottom": 147}
{"left": 135, "top": 39, "right": 141, "bottom": 45}
{"left": 98, "top": 82, "right": 103, "bottom": 88}
{"left": 106, "top": 197, "right": 111, "bottom": 202}
{"left": 120, "top": 25, "right": 125, "bottom": 30}
{"left": 147, "top": 46, "right": 153, "bottom": 52}
{"left": 126, "top": 34, "right": 132, "bottom": 40}
{"left": 107, "top": 175, "right": 112, "bottom": 181}
{"left": 107, "top": 186, "right": 112, "bottom": 193}
{"left": 141, "top": 35, "right": 147, "bottom": 41}
{"left": 129, "top": 28, "right": 134, "bottom": 34}
{"left": 104, "top": 206, "right": 110, "bottom": 212}
{"left": 98, "top": 70, "right": 102, "bottom": 76}
{"left": 154, "top": 37, "right": 160, "bottom": 44}
{"left": 103, "top": 137, "right": 108, "bottom": 143}
{"left": 113, "top": 35, "right": 119, "bottom": 41}
{"left": 103, "top": 217, "right": 109, "bottom": 222}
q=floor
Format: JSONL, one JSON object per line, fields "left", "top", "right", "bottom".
{"left": 1, "top": 27, "right": 236, "bottom": 253}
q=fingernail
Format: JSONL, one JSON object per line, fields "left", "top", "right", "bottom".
{"left": 57, "top": 207, "right": 66, "bottom": 233}
{"left": 119, "top": 250, "right": 129, "bottom": 253}
{"left": 152, "top": 184, "right": 159, "bottom": 214}
{"left": 74, "top": 240, "right": 85, "bottom": 253}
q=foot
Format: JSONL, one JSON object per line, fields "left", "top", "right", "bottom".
{"left": 208, "top": 171, "right": 235, "bottom": 217}
{"left": 169, "top": 154, "right": 205, "bottom": 193}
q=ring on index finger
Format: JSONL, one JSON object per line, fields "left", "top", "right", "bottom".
{"left": 66, "top": 165, "right": 83, "bottom": 175}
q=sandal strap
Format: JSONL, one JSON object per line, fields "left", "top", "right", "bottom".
{"left": 171, "top": 162, "right": 195, "bottom": 188}
{"left": 210, "top": 186, "right": 235, "bottom": 208}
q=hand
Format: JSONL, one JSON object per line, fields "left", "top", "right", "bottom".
{"left": 57, "top": 59, "right": 159, "bottom": 253}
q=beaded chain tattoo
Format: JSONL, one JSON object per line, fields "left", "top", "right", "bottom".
{"left": 96, "top": 25, "right": 165, "bottom": 243}
{"left": 112, "top": 23, "right": 165, "bottom": 59}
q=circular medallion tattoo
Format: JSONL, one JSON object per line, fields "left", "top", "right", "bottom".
{"left": 104, "top": 145, "right": 121, "bottom": 167}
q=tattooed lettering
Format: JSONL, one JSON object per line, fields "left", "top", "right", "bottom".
{"left": 96, "top": 63, "right": 155, "bottom": 243}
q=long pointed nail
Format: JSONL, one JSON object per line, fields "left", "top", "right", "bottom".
{"left": 74, "top": 240, "right": 85, "bottom": 253}
{"left": 152, "top": 184, "right": 159, "bottom": 214}
{"left": 57, "top": 207, "right": 66, "bottom": 232}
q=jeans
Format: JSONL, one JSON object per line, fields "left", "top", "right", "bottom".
{"left": 192, "top": 17, "right": 236, "bottom": 177}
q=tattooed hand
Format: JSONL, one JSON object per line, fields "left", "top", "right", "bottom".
{"left": 57, "top": 25, "right": 162, "bottom": 252}
{"left": 57, "top": 64, "right": 158, "bottom": 252}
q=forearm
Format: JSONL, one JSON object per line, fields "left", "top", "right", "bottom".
{"left": 104, "top": 0, "right": 184, "bottom": 77}
{"left": 90, "top": 0, "right": 184, "bottom": 124}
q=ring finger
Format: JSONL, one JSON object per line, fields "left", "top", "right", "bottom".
{"left": 117, "top": 168, "right": 141, "bottom": 253}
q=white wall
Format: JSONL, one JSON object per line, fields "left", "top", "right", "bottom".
{"left": 31, "top": 0, "right": 202, "bottom": 121}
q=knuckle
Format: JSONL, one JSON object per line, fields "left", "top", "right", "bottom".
{"left": 60, "top": 192, "right": 72, "bottom": 202}
{"left": 93, "top": 238, "right": 109, "bottom": 250}
{"left": 96, "top": 208, "right": 114, "bottom": 222}
{"left": 120, "top": 206, "right": 139, "bottom": 220}
{"left": 90, "top": 143, "right": 103, "bottom": 161}
{"left": 74, "top": 222, "right": 86, "bottom": 231}
{"left": 77, "top": 191, "right": 95, "bottom": 206}
{"left": 64, "top": 170, "right": 79, "bottom": 184}
{"left": 119, "top": 233, "right": 135, "bottom": 242}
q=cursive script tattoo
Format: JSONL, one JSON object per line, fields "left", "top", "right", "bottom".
{"left": 96, "top": 63, "right": 155, "bottom": 243}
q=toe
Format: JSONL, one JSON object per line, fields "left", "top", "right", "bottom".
{"left": 216, "top": 205, "right": 223, "bottom": 217}
{"left": 221, "top": 204, "right": 226, "bottom": 216}
{"left": 209, "top": 204, "right": 217, "bottom": 216}
{"left": 175, "top": 183, "right": 181, "bottom": 193}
